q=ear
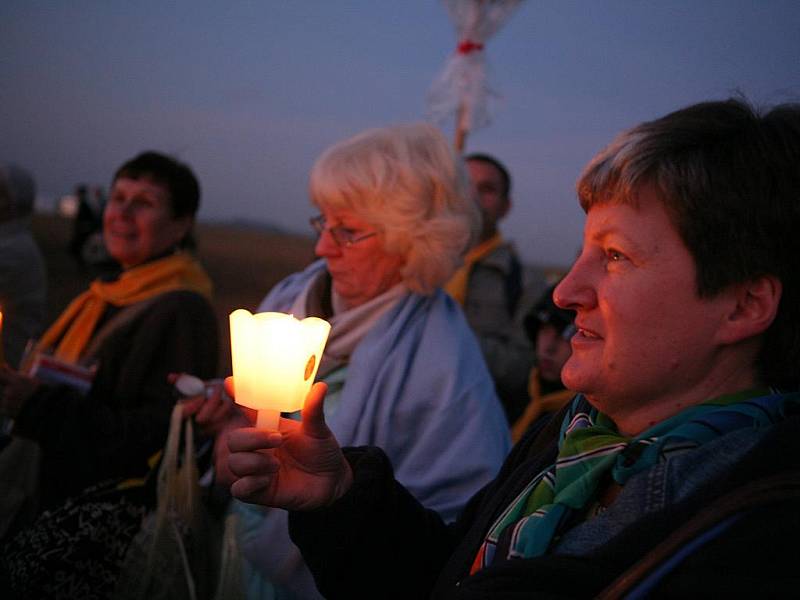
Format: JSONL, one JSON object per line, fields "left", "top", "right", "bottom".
{"left": 716, "top": 275, "right": 782, "bottom": 345}
{"left": 173, "top": 215, "right": 194, "bottom": 245}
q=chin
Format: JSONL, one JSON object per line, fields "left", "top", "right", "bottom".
{"left": 560, "top": 359, "right": 584, "bottom": 389}
{"left": 561, "top": 367, "right": 604, "bottom": 400}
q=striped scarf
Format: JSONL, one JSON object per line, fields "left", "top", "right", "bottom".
{"left": 471, "top": 389, "right": 798, "bottom": 574}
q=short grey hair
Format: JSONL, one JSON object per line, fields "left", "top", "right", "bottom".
{"left": 309, "top": 122, "right": 480, "bottom": 294}
{"left": 576, "top": 98, "right": 800, "bottom": 388}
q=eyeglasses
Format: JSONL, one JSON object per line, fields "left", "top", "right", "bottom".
{"left": 309, "top": 214, "right": 377, "bottom": 248}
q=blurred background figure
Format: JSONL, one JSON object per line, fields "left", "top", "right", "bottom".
{"left": 445, "top": 152, "right": 534, "bottom": 423}
{"left": 68, "top": 183, "right": 111, "bottom": 268}
{"left": 205, "top": 122, "right": 510, "bottom": 600}
{"left": 0, "top": 164, "right": 47, "bottom": 370}
{"left": 511, "top": 283, "right": 576, "bottom": 442}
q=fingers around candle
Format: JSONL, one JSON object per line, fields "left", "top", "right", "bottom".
{"left": 227, "top": 428, "right": 282, "bottom": 453}
{"left": 228, "top": 449, "right": 280, "bottom": 477}
{"left": 231, "top": 475, "right": 273, "bottom": 501}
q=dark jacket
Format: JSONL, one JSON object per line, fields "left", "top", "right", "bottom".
{"left": 289, "top": 398, "right": 800, "bottom": 598}
{"left": 463, "top": 243, "right": 532, "bottom": 423}
{"left": 13, "top": 289, "right": 218, "bottom": 508}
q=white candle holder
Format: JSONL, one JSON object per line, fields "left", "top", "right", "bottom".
{"left": 229, "top": 309, "right": 331, "bottom": 430}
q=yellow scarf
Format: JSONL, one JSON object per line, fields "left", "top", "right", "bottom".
{"left": 37, "top": 252, "right": 213, "bottom": 363}
{"left": 443, "top": 233, "right": 504, "bottom": 306}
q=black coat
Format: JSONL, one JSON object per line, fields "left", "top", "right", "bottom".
{"left": 290, "top": 403, "right": 800, "bottom": 598}
{"left": 13, "top": 289, "right": 219, "bottom": 508}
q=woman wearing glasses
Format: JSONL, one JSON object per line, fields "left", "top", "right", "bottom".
{"left": 218, "top": 122, "right": 510, "bottom": 599}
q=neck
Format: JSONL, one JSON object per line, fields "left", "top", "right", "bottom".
{"left": 606, "top": 352, "right": 761, "bottom": 437}
{"left": 479, "top": 228, "right": 498, "bottom": 244}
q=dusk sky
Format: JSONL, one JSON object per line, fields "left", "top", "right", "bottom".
{"left": 3, "top": 1, "right": 799, "bottom": 268}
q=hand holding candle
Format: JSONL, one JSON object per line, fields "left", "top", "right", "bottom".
{"left": 229, "top": 309, "right": 331, "bottom": 431}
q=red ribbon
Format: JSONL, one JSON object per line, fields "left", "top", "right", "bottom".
{"left": 457, "top": 40, "right": 484, "bottom": 54}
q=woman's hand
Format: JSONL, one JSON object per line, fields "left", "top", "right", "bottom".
{"left": 227, "top": 380, "right": 353, "bottom": 511}
{"left": 0, "top": 365, "right": 39, "bottom": 418}
{"left": 170, "top": 373, "right": 235, "bottom": 437}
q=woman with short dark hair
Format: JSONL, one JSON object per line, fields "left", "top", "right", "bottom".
{"left": 0, "top": 151, "right": 219, "bottom": 510}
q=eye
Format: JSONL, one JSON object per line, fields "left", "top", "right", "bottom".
{"left": 605, "top": 248, "right": 627, "bottom": 264}
{"left": 334, "top": 227, "right": 359, "bottom": 242}
{"left": 132, "top": 194, "right": 158, "bottom": 208}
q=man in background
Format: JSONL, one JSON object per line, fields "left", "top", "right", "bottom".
{"left": 445, "top": 153, "right": 534, "bottom": 423}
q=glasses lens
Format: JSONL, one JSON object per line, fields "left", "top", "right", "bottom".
{"left": 309, "top": 215, "right": 373, "bottom": 247}
{"left": 332, "top": 227, "right": 355, "bottom": 246}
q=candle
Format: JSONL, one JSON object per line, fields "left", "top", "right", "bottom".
{"left": 229, "top": 309, "right": 330, "bottom": 430}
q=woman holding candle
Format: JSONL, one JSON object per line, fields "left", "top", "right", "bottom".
{"left": 208, "top": 122, "right": 510, "bottom": 599}
{"left": 0, "top": 151, "right": 219, "bottom": 512}
{"left": 224, "top": 99, "right": 800, "bottom": 598}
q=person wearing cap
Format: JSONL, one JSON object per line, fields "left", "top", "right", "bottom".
{"left": 0, "top": 164, "right": 47, "bottom": 370}
{"left": 510, "top": 284, "right": 576, "bottom": 443}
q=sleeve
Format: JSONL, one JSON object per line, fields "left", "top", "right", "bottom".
{"left": 290, "top": 413, "right": 568, "bottom": 599}
{"left": 13, "top": 290, "right": 219, "bottom": 505}
{"left": 288, "top": 446, "right": 460, "bottom": 599}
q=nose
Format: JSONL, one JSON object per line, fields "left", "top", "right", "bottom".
{"left": 107, "top": 197, "right": 137, "bottom": 219}
{"left": 553, "top": 250, "right": 596, "bottom": 311}
{"left": 314, "top": 228, "right": 341, "bottom": 258}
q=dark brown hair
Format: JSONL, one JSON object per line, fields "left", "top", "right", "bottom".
{"left": 577, "top": 98, "right": 800, "bottom": 388}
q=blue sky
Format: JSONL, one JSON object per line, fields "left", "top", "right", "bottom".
{"left": 3, "top": 1, "right": 799, "bottom": 267}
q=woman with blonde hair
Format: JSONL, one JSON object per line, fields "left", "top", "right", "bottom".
{"left": 212, "top": 122, "right": 510, "bottom": 599}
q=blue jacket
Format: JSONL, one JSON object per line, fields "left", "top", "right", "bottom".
{"left": 236, "top": 260, "right": 510, "bottom": 597}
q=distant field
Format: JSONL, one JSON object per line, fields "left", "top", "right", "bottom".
{"left": 31, "top": 213, "right": 316, "bottom": 375}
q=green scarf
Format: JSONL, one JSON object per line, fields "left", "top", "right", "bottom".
{"left": 470, "top": 389, "right": 798, "bottom": 574}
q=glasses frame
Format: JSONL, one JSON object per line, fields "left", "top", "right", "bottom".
{"left": 309, "top": 214, "right": 378, "bottom": 248}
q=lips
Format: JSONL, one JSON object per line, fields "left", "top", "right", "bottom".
{"left": 573, "top": 321, "right": 602, "bottom": 341}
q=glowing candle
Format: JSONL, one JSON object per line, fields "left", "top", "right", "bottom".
{"left": 229, "top": 309, "right": 330, "bottom": 430}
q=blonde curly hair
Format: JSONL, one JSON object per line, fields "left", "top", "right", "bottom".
{"left": 309, "top": 122, "right": 480, "bottom": 295}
